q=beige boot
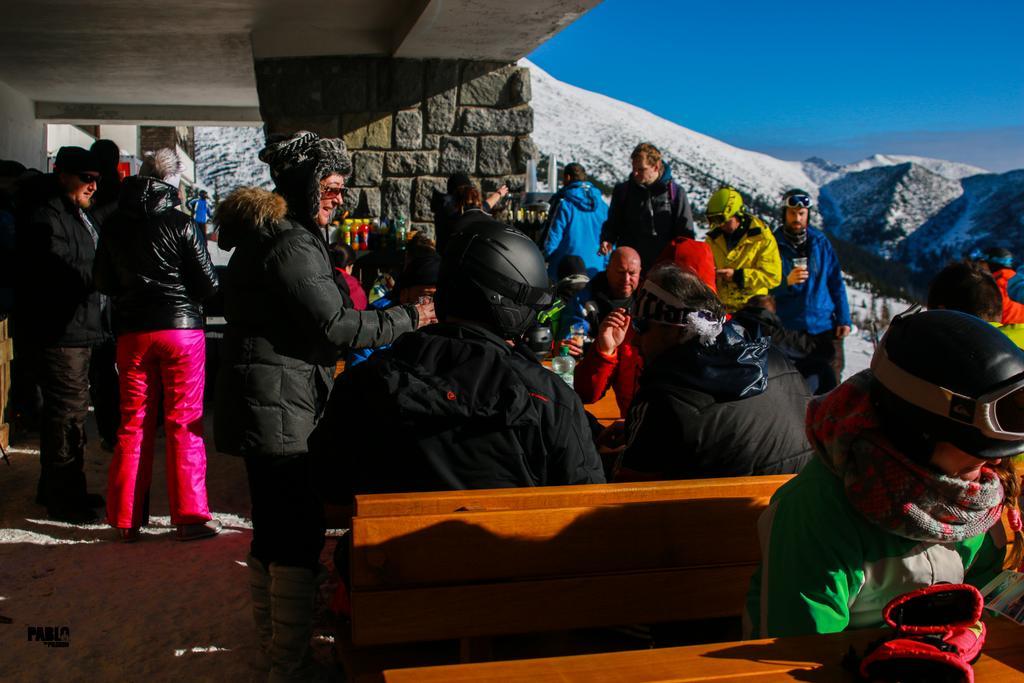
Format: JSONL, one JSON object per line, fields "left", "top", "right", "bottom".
{"left": 268, "top": 564, "right": 321, "bottom": 682}
{"left": 246, "top": 554, "right": 272, "bottom": 671}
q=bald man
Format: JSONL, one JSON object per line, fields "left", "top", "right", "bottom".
{"left": 573, "top": 247, "right": 644, "bottom": 417}
{"left": 591, "top": 247, "right": 641, "bottom": 320}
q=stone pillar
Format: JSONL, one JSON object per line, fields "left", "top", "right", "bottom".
{"left": 254, "top": 56, "right": 534, "bottom": 238}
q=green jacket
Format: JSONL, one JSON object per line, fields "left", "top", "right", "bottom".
{"left": 994, "top": 321, "right": 1024, "bottom": 350}
{"left": 744, "top": 457, "right": 1006, "bottom": 638}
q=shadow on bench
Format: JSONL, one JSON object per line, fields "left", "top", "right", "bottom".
{"left": 333, "top": 476, "right": 793, "bottom": 680}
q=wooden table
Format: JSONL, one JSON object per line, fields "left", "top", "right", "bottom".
{"left": 589, "top": 387, "right": 621, "bottom": 425}
{"left": 383, "top": 616, "right": 1023, "bottom": 682}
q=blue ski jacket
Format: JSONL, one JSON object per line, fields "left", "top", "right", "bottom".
{"left": 770, "top": 227, "right": 851, "bottom": 335}
{"left": 543, "top": 181, "right": 609, "bottom": 281}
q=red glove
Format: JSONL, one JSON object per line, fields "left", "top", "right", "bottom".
{"left": 859, "top": 584, "right": 985, "bottom": 683}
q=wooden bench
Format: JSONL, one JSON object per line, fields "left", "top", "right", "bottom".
{"left": 335, "top": 476, "right": 792, "bottom": 679}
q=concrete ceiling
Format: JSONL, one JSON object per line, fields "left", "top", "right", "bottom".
{"left": 0, "top": 0, "right": 600, "bottom": 124}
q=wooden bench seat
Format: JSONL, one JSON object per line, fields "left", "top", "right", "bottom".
{"left": 348, "top": 476, "right": 792, "bottom": 648}
{"left": 338, "top": 474, "right": 1021, "bottom": 680}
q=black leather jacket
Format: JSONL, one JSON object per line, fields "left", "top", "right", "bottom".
{"left": 94, "top": 176, "right": 218, "bottom": 333}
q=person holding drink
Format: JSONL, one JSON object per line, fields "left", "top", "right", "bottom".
{"left": 770, "top": 188, "right": 851, "bottom": 393}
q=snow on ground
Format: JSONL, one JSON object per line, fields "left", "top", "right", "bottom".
{"left": 0, "top": 415, "right": 339, "bottom": 682}
{"left": 841, "top": 278, "right": 912, "bottom": 380}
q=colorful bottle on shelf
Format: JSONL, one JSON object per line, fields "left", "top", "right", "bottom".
{"left": 396, "top": 217, "right": 407, "bottom": 251}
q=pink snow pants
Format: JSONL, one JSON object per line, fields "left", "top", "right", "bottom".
{"left": 107, "top": 329, "right": 211, "bottom": 529}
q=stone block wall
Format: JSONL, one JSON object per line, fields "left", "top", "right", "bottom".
{"left": 254, "top": 57, "right": 535, "bottom": 237}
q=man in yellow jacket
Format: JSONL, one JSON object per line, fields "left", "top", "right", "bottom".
{"left": 704, "top": 188, "right": 782, "bottom": 312}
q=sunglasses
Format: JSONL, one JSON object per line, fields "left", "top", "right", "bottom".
{"left": 706, "top": 212, "right": 726, "bottom": 226}
{"left": 77, "top": 173, "right": 101, "bottom": 184}
{"left": 783, "top": 194, "right": 813, "bottom": 209}
{"left": 320, "top": 185, "right": 345, "bottom": 198}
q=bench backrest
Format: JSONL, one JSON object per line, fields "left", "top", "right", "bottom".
{"left": 349, "top": 475, "right": 792, "bottom": 646}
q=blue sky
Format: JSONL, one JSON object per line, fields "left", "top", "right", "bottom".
{"left": 529, "top": 0, "right": 1024, "bottom": 171}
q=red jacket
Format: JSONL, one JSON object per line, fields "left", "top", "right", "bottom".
{"left": 574, "top": 327, "right": 643, "bottom": 417}
{"left": 656, "top": 237, "right": 717, "bottom": 291}
{"left": 335, "top": 268, "right": 368, "bottom": 311}
{"left": 992, "top": 268, "right": 1024, "bottom": 324}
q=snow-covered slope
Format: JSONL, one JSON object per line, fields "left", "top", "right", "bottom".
{"left": 819, "top": 163, "right": 964, "bottom": 257}
{"left": 524, "top": 59, "right": 819, "bottom": 209}
{"left": 833, "top": 154, "right": 986, "bottom": 182}
{"left": 522, "top": 58, "right": 1022, "bottom": 274}
{"left": 898, "top": 169, "right": 1024, "bottom": 269}
{"left": 194, "top": 126, "right": 272, "bottom": 198}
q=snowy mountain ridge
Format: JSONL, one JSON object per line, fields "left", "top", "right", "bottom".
{"left": 523, "top": 59, "right": 1021, "bottom": 272}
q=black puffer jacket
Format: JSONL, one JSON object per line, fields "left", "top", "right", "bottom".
{"left": 621, "top": 323, "right": 812, "bottom": 479}
{"left": 214, "top": 187, "right": 417, "bottom": 458}
{"left": 730, "top": 305, "right": 823, "bottom": 360}
{"left": 14, "top": 176, "right": 104, "bottom": 347}
{"left": 311, "top": 322, "right": 605, "bottom": 501}
{"left": 600, "top": 164, "right": 695, "bottom": 268}
{"left": 94, "top": 176, "right": 218, "bottom": 333}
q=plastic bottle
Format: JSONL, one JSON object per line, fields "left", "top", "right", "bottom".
{"left": 396, "top": 217, "right": 407, "bottom": 251}
{"left": 551, "top": 345, "right": 575, "bottom": 386}
{"left": 343, "top": 219, "right": 353, "bottom": 246}
{"left": 361, "top": 222, "right": 371, "bottom": 251}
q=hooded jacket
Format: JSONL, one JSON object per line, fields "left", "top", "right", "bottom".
{"left": 706, "top": 213, "right": 783, "bottom": 312}
{"left": 311, "top": 322, "right": 605, "bottom": 500}
{"left": 94, "top": 176, "right": 218, "bottom": 333}
{"left": 990, "top": 267, "right": 1024, "bottom": 325}
{"left": 745, "top": 372, "right": 1006, "bottom": 638}
{"left": 770, "top": 226, "right": 851, "bottom": 335}
{"left": 14, "top": 175, "right": 105, "bottom": 347}
{"left": 213, "top": 187, "right": 416, "bottom": 458}
{"left": 601, "top": 164, "right": 695, "bottom": 268}
{"left": 619, "top": 323, "right": 812, "bottom": 480}
{"left": 542, "top": 181, "right": 610, "bottom": 280}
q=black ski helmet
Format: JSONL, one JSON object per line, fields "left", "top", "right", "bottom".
{"left": 780, "top": 188, "right": 814, "bottom": 225}
{"left": 871, "top": 307, "right": 1024, "bottom": 460}
{"left": 436, "top": 223, "right": 553, "bottom": 339}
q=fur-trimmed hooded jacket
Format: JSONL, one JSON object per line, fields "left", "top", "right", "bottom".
{"left": 214, "top": 187, "right": 417, "bottom": 458}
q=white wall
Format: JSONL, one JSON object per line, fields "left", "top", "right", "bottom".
{"left": 0, "top": 79, "right": 45, "bottom": 169}
{"left": 98, "top": 124, "right": 138, "bottom": 157}
{"left": 46, "top": 124, "right": 95, "bottom": 156}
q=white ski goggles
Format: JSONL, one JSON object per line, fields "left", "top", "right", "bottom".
{"left": 872, "top": 334, "right": 1024, "bottom": 442}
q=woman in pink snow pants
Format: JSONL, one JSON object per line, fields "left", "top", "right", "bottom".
{"left": 93, "top": 148, "right": 221, "bottom": 542}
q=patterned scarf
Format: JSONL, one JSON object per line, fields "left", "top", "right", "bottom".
{"left": 782, "top": 224, "right": 808, "bottom": 249}
{"left": 807, "top": 371, "right": 1005, "bottom": 543}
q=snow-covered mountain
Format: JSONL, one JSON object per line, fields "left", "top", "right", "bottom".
{"left": 819, "top": 163, "right": 965, "bottom": 257}
{"left": 524, "top": 59, "right": 819, "bottom": 212}
{"left": 898, "top": 170, "right": 1024, "bottom": 270}
{"left": 194, "top": 125, "right": 271, "bottom": 198}
{"left": 523, "top": 59, "right": 1021, "bottom": 273}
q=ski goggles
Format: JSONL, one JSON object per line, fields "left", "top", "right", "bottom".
{"left": 630, "top": 280, "right": 724, "bottom": 341}
{"left": 872, "top": 334, "right": 1024, "bottom": 443}
{"left": 706, "top": 212, "right": 728, "bottom": 227}
{"left": 782, "top": 193, "right": 813, "bottom": 209}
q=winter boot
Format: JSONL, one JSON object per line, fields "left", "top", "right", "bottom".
{"left": 268, "top": 564, "right": 324, "bottom": 682}
{"left": 246, "top": 554, "right": 273, "bottom": 671}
